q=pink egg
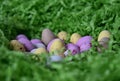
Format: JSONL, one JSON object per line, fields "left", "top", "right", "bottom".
{"left": 18, "top": 38, "right": 35, "bottom": 51}
{"left": 66, "top": 43, "right": 80, "bottom": 55}
{"left": 76, "top": 36, "right": 92, "bottom": 52}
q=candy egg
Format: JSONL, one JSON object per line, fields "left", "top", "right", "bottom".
{"left": 97, "top": 30, "right": 110, "bottom": 52}
{"left": 76, "top": 36, "right": 92, "bottom": 52}
{"left": 57, "top": 31, "right": 67, "bottom": 41}
{"left": 30, "top": 49, "right": 37, "bottom": 53}
{"left": 99, "top": 37, "right": 109, "bottom": 47}
{"left": 31, "top": 39, "right": 42, "bottom": 45}
{"left": 66, "top": 43, "right": 80, "bottom": 55}
{"left": 97, "top": 38, "right": 110, "bottom": 52}
{"left": 10, "top": 40, "right": 26, "bottom": 52}
{"left": 42, "top": 28, "right": 55, "bottom": 45}
{"left": 70, "top": 33, "right": 81, "bottom": 44}
{"left": 49, "top": 55, "right": 63, "bottom": 62}
{"left": 47, "top": 39, "right": 65, "bottom": 53}
{"left": 46, "top": 55, "right": 63, "bottom": 65}
{"left": 35, "top": 43, "right": 46, "bottom": 48}
{"left": 18, "top": 38, "right": 35, "bottom": 51}
{"left": 16, "top": 34, "right": 28, "bottom": 40}
{"left": 98, "top": 30, "right": 110, "bottom": 41}
{"left": 33, "top": 47, "right": 48, "bottom": 55}
{"left": 30, "top": 39, "right": 46, "bottom": 48}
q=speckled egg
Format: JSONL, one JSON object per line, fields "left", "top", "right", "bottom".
{"left": 16, "top": 34, "right": 28, "bottom": 40}
{"left": 47, "top": 39, "right": 65, "bottom": 53}
{"left": 57, "top": 31, "right": 67, "bottom": 41}
{"left": 76, "top": 36, "right": 92, "bottom": 52}
{"left": 10, "top": 40, "right": 26, "bottom": 52}
{"left": 70, "top": 33, "right": 81, "bottom": 44}
{"left": 41, "top": 28, "right": 55, "bottom": 45}
{"left": 98, "top": 30, "right": 110, "bottom": 42}
{"left": 18, "top": 38, "right": 35, "bottom": 51}
{"left": 66, "top": 43, "right": 80, "bottom": 55}
{"left": 33, "top": 47, "right": 48, "bottom": 55}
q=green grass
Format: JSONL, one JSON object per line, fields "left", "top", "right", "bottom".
{"left": 0, "top": 0, "right": 120, "bottom": 81}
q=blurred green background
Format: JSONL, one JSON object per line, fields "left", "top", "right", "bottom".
{"left": 0, "top": 0, "right": 120, "bottom": 81}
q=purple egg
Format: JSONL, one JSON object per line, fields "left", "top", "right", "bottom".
{"left": 31, "top": 39, "right": 42, "bottom": 45}
{"left": 16, "top": 34, "right": 28, "bottom": 40}
{"left": 66, "top": 43, "right": 80, "bottom": 55}
{"left": 18, "top": 38, "right": 35, "bottom": 51}
{"left": 76, "top": 36, "right": 92, "bottom": 52}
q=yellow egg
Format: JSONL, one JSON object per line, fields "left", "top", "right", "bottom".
{"left": 49, "top": 39, "right": 65, "bottom": 53}
{"left": 34, "top": 47, "right": 47, "bottom": 55}
{"left": 57, "top": 31, "right": 67, "bottom": 41}
{"left": 70, "top": 33, "right": 81, "bottom": 44}
{"left": 10, "top": 40, "right": 26, "bottom": 52}
{"left": 98, "top": 30, "right": 110, "bottom": 41}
